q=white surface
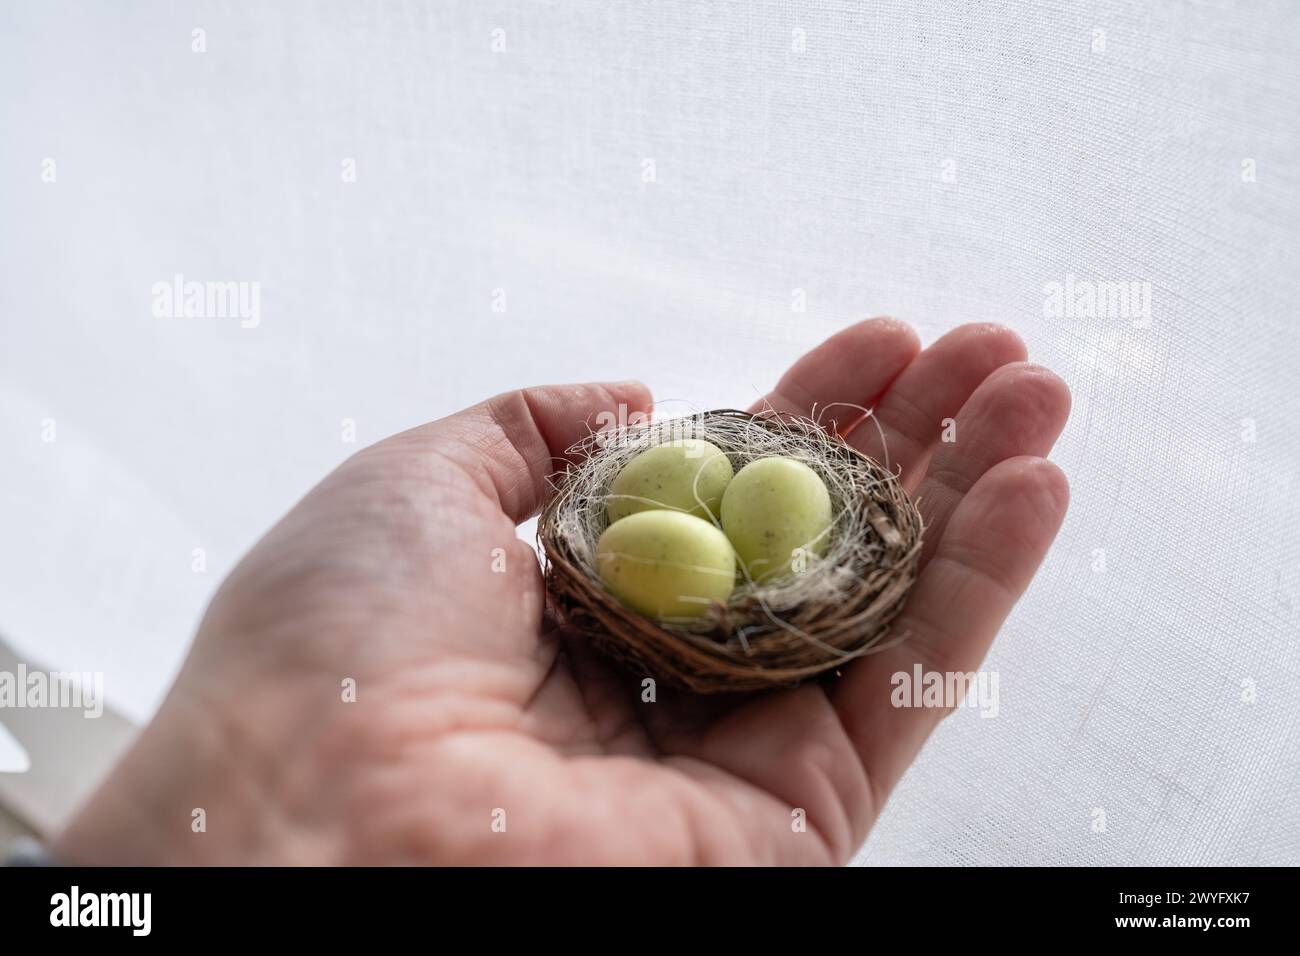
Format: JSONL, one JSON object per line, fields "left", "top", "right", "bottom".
{"left": 0, "top": 724, "right": 29, "bottom": 776}
{"left": 1, "top": 1, "right": 1297, "bottom": 865}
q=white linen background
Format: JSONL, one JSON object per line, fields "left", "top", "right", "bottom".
{"left": 1, "top": 0, "right": 1297, "bottom": 865}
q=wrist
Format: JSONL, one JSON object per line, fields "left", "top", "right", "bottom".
{"left": 53, "top": 673, "right": 315, "bottom": 865}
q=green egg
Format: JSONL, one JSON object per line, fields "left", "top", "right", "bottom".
{"left": 720, "top": 457, "right": 833, "bottom": 583}
{"left": 596, "top": 510, "right": 736, "bottom": 620}
{"left": 606, "top": 439, "right": 733, "bottom": 524}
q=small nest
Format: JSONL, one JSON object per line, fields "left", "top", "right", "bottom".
{"left": 538, "top": 409, "right": 923, "bottom": 693}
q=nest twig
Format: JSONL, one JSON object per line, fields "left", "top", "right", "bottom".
{"left": 538, "top": 409, "right": 923, "bottom": 693}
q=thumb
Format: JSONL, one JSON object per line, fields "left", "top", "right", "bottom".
{"left": 390, "top": 382, "right": 653, "bottom": 524}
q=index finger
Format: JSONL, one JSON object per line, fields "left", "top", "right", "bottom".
{"left": 748, "top": 317, "right": 920, "bottom": 434}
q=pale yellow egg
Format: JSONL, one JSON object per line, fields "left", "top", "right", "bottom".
{"left": 596, "top": 510, "right": 737, "bottom": 619}
{"left": 720, "top": 457, "right": 833, "bottom": 583}
{"left": 606, "top": 439, "right": 733, "bottom": 523}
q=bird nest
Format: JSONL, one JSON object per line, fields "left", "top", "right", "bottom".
{"left": 538, "top": 409, "right": 923, "bottom": 693}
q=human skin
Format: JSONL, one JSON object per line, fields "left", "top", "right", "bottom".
{"left": 55, "top": 318, "right": 1070, "bottom": 865}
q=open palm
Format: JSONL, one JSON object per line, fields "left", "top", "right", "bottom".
{"left": 58, "top": 318, "right": 1070, "bottom": 865}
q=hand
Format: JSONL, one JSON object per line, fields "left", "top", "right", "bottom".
{"left": 56, "top": 319, "right": 1070, "bottom": 865}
